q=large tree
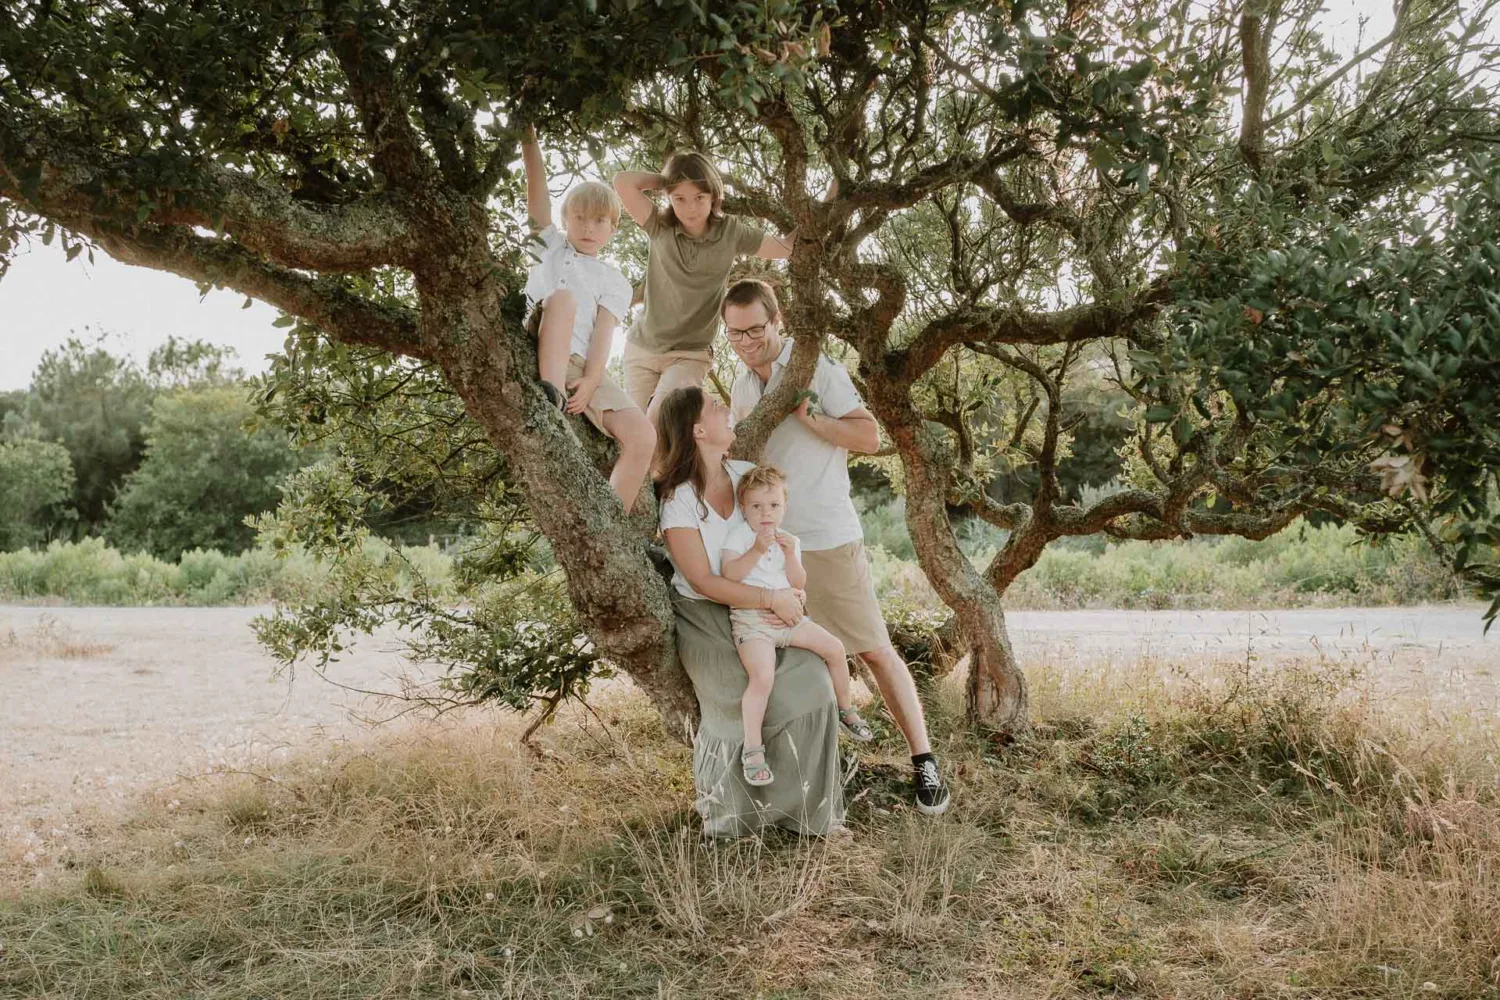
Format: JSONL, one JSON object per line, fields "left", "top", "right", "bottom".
{"left": 3, "top": 0, "right": 1496, "bottom": 733}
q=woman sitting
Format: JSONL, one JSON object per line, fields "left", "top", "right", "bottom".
{"left": 655, "top": 386, "right": 846, "bottom": 837}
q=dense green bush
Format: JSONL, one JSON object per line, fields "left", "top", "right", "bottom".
{"left": 0, "top": 521, "right": 1467, "bottom": 611}
{"left": 0, "top": 537, "right": 444, "bottom": 606}
{"left": 106, "top": 387, "right": 306, "bottom": 560}
{"left": 859, "top": 500, "right": 1466, "bottom": 610}
{"left": 0, "top": 438, "right": 75, "bottom": 550}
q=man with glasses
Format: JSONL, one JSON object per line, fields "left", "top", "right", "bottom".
{"left": 724, "top": 278, "right": 951, "bottom": 816}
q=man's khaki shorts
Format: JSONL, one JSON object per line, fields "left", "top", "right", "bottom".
{"left": 802, "top": 540, "right": 891, "bottom": 656}
{"left": 622, "top": 339, "right": 714, "bottom": 413}
{"left": 565, "top": 353, "right": 636, "bottom": 438}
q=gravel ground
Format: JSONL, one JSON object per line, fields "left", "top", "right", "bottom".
{"left": 3, "top": 602, "right": 1496, "bottom": 882}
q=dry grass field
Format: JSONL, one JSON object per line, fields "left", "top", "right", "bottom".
{"left": 1, "top": 604, "right": 1497, "bottom": 998}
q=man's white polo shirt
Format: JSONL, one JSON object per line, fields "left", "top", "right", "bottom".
{"left": 730, "top": 339, "right": 866, "bottom": 552}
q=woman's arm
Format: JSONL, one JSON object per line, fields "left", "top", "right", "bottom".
{"left": 613, "top": 170, "right": 664, "bottom": 228}
{"left": 665, "top": 527, "right": 803, "bottom": 624}
{"left": 522, "top": 125, "right": 551, "bottom": 232}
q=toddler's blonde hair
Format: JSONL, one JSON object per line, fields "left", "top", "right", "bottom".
{"left": 561, "top": 181, "right": 622, "bottom": 226}
{"left": 736, "top": 465, "right": 788, "bottom": 506}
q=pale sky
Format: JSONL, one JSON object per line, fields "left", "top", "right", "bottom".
{"left": 0, "top": 1, "right": 1395, "bottom": 391}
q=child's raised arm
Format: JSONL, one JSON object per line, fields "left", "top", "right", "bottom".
{"left": 779, "top": 533, "right": 807, "bottom": 589}
{"left": 721, "top": 526, "right": 774, "bottom": 582}
{"left": 522, "top": 124, "right": 552, "bottom": 232}
{"left": 613, "top": 170, "right": 665, "bottom": 228}
{"left": 755, "top": 230, "right": 795, "bottom": 260}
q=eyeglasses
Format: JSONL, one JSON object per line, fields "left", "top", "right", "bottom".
{"left": 725, "top": 323, "right": 769, "bottom": 344}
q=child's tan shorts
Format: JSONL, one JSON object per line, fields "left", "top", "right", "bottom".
{"left": 730, "top": 608, "right": 808, "bottom": 648}
{"left": 565, "top": 354, "right": 635, "bottom": 438}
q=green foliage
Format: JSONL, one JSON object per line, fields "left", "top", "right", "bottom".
{"left": 1166, "top": 155, "right": 1500, "bottom": 622}
{"left": 105, "top": 386, "right": 305, "bottom": 561}
{"left": 0, "top": 438, "right": 75, "bottom": 550}
{"left": 864, "top": 511, "right": 1464, "bottom": 611}
{"left": 250, "top": 453, "right": 603, "bottom": 713}
{"left": 19, "top": 337, "right": 152, "bottom": 536}
{"left": 0, "top": 537, "right": 337, "bottom": 606}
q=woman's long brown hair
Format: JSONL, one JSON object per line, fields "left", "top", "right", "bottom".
{"left": 655, "top": 385, "right": 711, "bottom": 519}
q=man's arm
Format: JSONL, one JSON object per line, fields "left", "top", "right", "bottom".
{"left": 796, "top": 403, "right": 881, "bottom": 454}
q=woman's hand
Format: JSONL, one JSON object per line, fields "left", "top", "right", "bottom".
{"left": 767, "top": 587, "right": 805, "bottom": 627}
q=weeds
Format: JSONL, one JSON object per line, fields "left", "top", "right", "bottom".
{"left": 2, "top": 654, "right": 1497, "bottom": 998}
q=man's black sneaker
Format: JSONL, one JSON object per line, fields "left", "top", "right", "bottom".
{"left": 914, "top": 758, "right": 950, "bottom": 816}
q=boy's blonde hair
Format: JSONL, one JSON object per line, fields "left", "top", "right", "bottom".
{"left": 736, "top": 465, "right": 788, "bottom": 506}
{"left": 561, "top": 181, "right": 622, "bottom": 226}
{"left": 660, "top": 150, "right": 725, "bottom": 225}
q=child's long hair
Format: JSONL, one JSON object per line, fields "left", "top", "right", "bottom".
{"left": 659, "top": 151, "right": 725, "bottom": 227}
{"left": 655, "top": 385, "right": 712, "bottom": 518}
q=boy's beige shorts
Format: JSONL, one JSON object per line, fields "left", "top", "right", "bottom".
{"left": 622, "top": 339, "right": 714, "bottom": 413}
{"left": 566, "top": 354, "right": 636, "bottom": 437}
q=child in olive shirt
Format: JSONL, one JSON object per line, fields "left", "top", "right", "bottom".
{"left": 613, "top": 152, "right": 793, "bottom": 420}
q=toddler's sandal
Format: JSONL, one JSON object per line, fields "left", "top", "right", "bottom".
{"left": 839, "top": 708, "right": 875, "bottom": 743}
{"left": 741, "top": 745, "right": 774, "bottom": 786}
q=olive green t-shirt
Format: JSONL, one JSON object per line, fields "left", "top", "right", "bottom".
{"left": 628, "top": 211, "right": 765, "bottom": 353}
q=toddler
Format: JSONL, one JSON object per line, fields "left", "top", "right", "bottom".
{"left": 720, "top": 465, "right": 873, "bottom": 787}
{"left": 522, "top": 125, "right": 656, "bottom": 512}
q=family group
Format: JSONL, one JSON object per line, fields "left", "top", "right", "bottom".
{"left": 522, "top": 126, "right": 949, "bottom": 836}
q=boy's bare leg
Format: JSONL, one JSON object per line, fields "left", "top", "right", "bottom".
{"left": 537, "top": 289, "right": 577, "bottom": 393}
{"left": 738, "top": 640, "right": 777, "bottom": 748}
{"left": 788, "top": 621, "right": 852, "bottom": 711}
{"left": 599, "top": 406, "right": 655, "bottom": 514}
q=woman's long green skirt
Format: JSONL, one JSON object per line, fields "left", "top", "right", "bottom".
{"left": 673, "top": 593, "right": 846, "bottom": 837}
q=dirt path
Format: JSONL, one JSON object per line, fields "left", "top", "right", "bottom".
{"left": 4, "top": 603, "right": 1496, "bottom": 878}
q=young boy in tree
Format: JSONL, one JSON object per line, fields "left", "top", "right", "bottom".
{"left": 720, "top": 465, "right": 874, "bottom": 787}
{"left": 521, "top": 125, "right": 655, "bottom": 512}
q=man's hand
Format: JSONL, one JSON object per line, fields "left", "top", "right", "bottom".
{"left": 565, "top": 375, "right": 601, "bottom": 415}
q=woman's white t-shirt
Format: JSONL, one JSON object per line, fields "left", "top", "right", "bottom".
{"left": 659, "top": 460, "right": 755, "bottom": 601}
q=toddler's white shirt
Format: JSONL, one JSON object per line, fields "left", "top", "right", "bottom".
{"left": 523, "top": 225, "right": 633, "bottom": 358}
{"left": 720, "top": 521, "right": 801, "bottom": 592}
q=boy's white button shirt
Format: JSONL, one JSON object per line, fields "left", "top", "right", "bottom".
{"left": 523, "top": 225, "right": 633, "bottom": 358}
{"left": 720, "top": 522, "right": 801, "bottom": 591}
{"left": 730, "top": 339, "right": 865, "bottom": 552}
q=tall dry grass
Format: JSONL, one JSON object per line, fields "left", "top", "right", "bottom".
{"left": 2, "top": 647, "right": 1496, "bottom": 998}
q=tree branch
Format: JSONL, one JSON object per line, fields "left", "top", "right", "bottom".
{"left": 321, "top": 0, "right": 432, "bottom": 189}
{"left": 57, "top": 216, "right": 425, "bottom": 359}
{"left": 0, "top": 118, "right": 417, "bottom": 272}
{"left": 1239, "top": 2, "right": 1280, "bottom": 173}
